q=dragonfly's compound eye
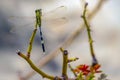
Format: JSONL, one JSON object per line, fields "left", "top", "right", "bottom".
{"left": 35, "top": 9, "right": 41, "bottom": 14}
{"left": 35, "top": 10, "right": 38, "bottom": 13}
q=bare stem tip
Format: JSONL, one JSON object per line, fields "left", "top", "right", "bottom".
{"left": 16, "top": 49, "right": 21, "bottom": 55}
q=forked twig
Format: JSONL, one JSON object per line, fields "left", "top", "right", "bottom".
{"left": 21, "top": 0, "right": 107, "bottom": 79}
{"left": 17, "top": 51, "right": 55, "bottom": 80}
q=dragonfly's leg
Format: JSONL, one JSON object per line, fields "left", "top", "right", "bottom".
{"left": 27, "top": 24, "right": 37, "bottom": 58}
{"left": 39, "top": 27, "right": 45, "bottom": 53}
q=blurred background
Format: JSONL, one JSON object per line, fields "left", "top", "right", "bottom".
{"left": 0, "top": 0, "right": 120, "bottom": 80}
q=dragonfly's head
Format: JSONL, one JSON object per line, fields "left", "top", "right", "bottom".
{"left": 35, "top": 9, "right": 42, "bottom": 15}
{"left": 35, "top": 9, "right": 42, "bottom": 12}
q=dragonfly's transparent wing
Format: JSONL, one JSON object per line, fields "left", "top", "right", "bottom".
{"left": 42, "top": 6, "right": 68, "bottom": 33}
{"left": 8, "top": 16, "right": 35, "bottom": 27}
{"left": 8, "top": 6, "right": 68, "bottom": 34}
{"left": 42, "top": 6, "right": 67, "bottom": 19}
{"left": 44, "top": 17, "right": 67, "bottom": 33}
{"left": 8, "top": 16, "right": 35, "bottom": 34}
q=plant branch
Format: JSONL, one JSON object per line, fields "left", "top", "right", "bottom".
{"left": 60, "top": 48, "right": 68, "bottom": 79}
{"left": 17, "top": 51, "right": 55, "bottom": 80}
{"left": 81, "top": 3, "right": 98, "bottom": 65}
{"left": 22, "top": 0, "right": 107, "bottom": 79}
{"left": 68, "top": 64, "right": 77, "bottom": 77}
{"left": 27, "top": 24, "right": 37, "bottom": 58}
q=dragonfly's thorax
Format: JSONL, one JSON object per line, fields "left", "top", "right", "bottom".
{"left": 35, "top": 9, "right": 42, "bottom": 26}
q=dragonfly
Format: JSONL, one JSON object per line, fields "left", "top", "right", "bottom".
{"left": 9, "top": 6, "right": 68, "bottom": 33}
{"left": 8, "top": 6, "right": 68, "bottom": 56}
{"left": 35, "top": 9, "right": 45, "bottom": 53}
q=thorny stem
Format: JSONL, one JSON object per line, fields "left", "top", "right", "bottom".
{"left": 81, "top": 3, "right": 98, "bottom": 65}
{"left": 60, "top": 48, "right": 68, "bottom": 79}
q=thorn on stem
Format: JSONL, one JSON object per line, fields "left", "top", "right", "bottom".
{"left": 16, "top": 50, "right": 21, "bottom": 55}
